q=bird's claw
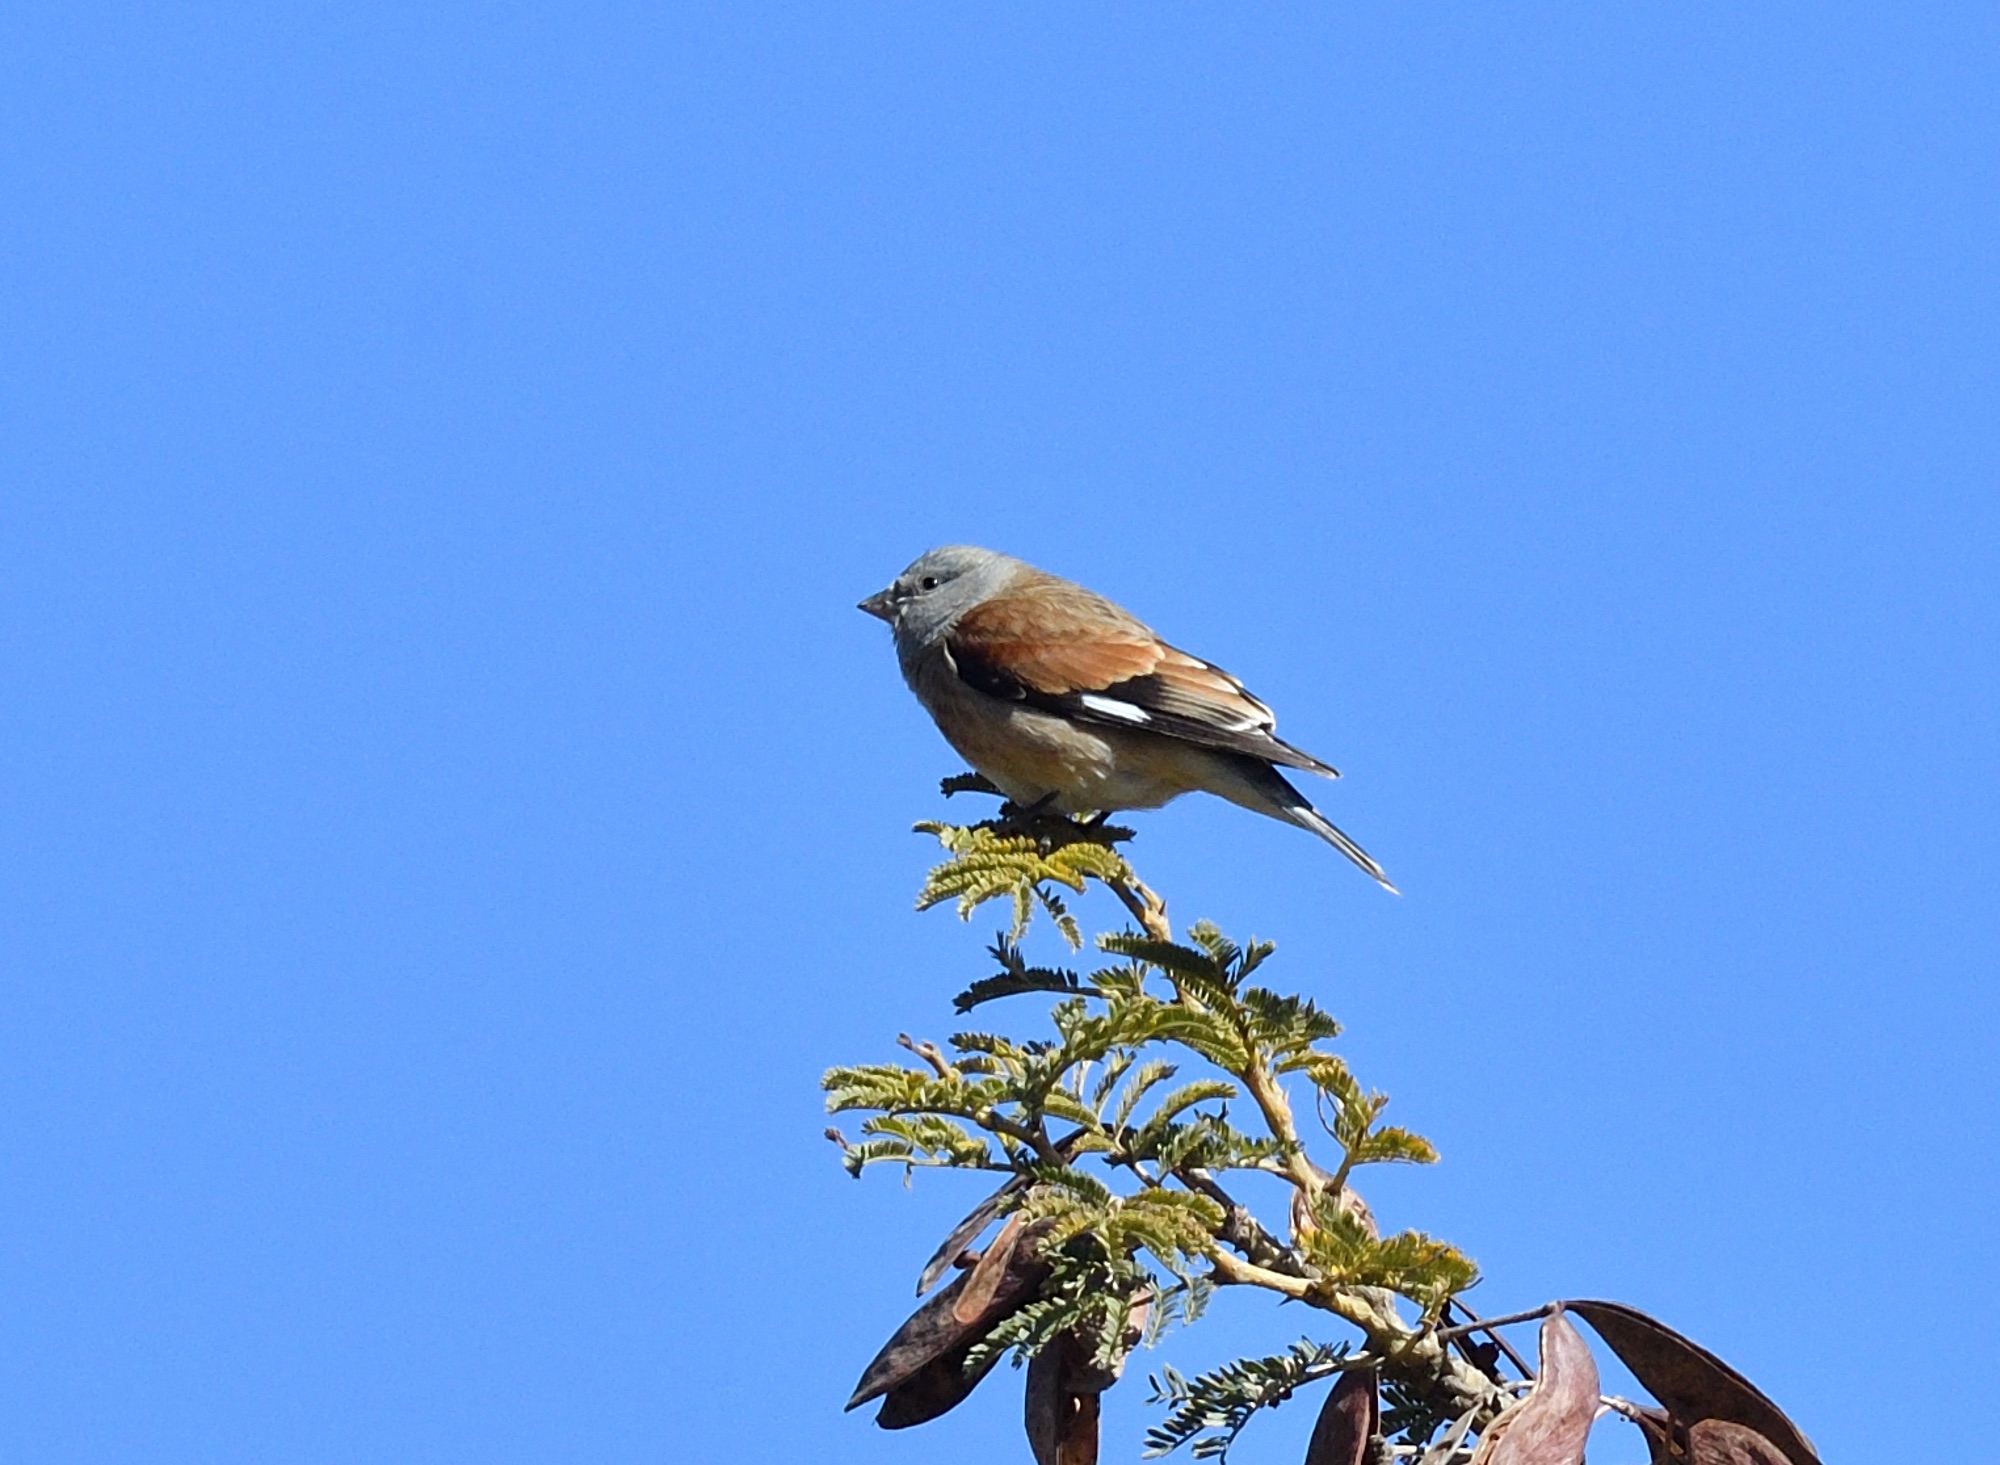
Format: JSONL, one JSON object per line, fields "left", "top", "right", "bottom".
{"left": 939, "top": 771, "right": 1006, "bottom": 799}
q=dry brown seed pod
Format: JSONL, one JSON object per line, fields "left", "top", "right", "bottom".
{"left": 1025, "top": 1332, "right": 1101, "bottom": 1465}
{"left": 1630, "top": 1411, "right": 1795, "bottom": 1465}
{"left": 915, "top": 1178, "right": 1022, "bottom": 1296}
{"left": 1024, "top": 1296, "right": 1151, "bottom": 1465}
{"left": 1471, "top": 1309, "right": 1598, "bottom": 1465}
{"left": 952, "top": 1212, "right": 1026, "bottom": 1324}
{"left": 1065, "top": 1294, "right": 1152, "bottom": 1396}
{"left": 1563, "top": 1300, "right": 1819, "bottom": 1465}
{"left": 873, "top": 1341, "right": 1009, "bottom": 1430}
{"left": 1686, "top": 1418, "right": 1795, "bottom": 1465}
{"left": 846, "top": 1227, "right": 1050, "bottom": 1417}
{"left": 1302, "top": 1365, "right": 1379, "bottom": 1465}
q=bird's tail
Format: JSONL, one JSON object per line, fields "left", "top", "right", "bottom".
{"left": 1226, "top": 760, "right": 1399, "bottom": 893}
{"left": 1287, "top": 799, "right": 1399, "bottom": 894}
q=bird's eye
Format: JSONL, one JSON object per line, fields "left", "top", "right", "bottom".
{"left": 919, "top": 575, "right": 939, "bottom": 591}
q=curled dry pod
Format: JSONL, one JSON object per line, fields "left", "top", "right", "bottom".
{"left": 1686, "top": 1419, "right": 1794, "bottom": 1465}
{"left": 1471, "top": 1309, "right": 1598, "bottom": 1465}
{"left": 952, "top": 1213, "right": 1027, "bottom": 1324}
{"left": 1303, "top": 1365, "right": 1379, "bottom": 1465}
{"left": 915, "top": 1178, "right": 1022, "bottom": 1296}
{"left": 1563, "top": 1301, "right": 1819, "bottom": 1465}
{"left": 846, "top": 1224, "right": 1051, "bottom": 1427}
{"left": 1629, "top": 1409, "right": 1793, "bottom": 1465}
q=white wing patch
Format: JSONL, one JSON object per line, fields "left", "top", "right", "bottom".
{"left": 1077, "top": 693, "right": 1151, "bottom": 724}
{"left": 1209, "top": 707, "right": 1265, "bottom": 732}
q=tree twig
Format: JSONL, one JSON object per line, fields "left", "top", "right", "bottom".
{"left": 1175, "top": 1165, "right": 1306, "bottom": 1276}
{"left": 1439, "top": 1299, "right": 1537, "bottom": 1382}
{"left": 897, "top": 1032, "right": 954, "bottom": 1079}
{"left": 1432, "top": 1303, "right": 1556, "bottom": 1345}
{"left": 1104, "top": 869, "right": 1172, "bottom": 942}
{"left": 1207, "top": 1248, "right": 1316, "bottom": 1299}
{"left": 973, "top": 1106, "right": 1061, "bottom": 1166}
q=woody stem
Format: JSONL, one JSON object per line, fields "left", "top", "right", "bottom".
{"left": 1104, "top": 872, "right": 1172, "bottom": 942}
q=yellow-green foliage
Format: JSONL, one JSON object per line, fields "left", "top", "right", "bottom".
{"left": 1297, "top": 1201, "right": 1481, "bottom": 1317}
{"left": 914, "top": 818, "right": 1136, "bottom": 947}
{"left": 825, "top": 812, "right": 1486, "bottom": 1458}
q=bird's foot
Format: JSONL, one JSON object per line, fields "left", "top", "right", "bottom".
{"left": 939, "top": 771, "right": 1006, "bottom": 800}
{"left": 992, "top": 790, "right": 1062, "bottom": 830}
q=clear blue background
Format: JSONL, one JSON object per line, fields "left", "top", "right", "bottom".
{"left": 2, "top": 5, "right": 1993, "bottom": 1461}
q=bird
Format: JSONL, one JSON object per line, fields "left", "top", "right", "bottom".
{"left": 858, "top": 546, "right": 1396, "bottom": 891}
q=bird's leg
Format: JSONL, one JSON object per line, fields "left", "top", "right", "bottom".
{"left": 994, "top": 790, "right": 1061, "bottom": 828}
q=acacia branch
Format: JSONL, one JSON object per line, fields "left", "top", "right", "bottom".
{"left": 836, "top": 814, "right": 1511, "bottom": 1456}
{"left": 1104, "top": 869, "right": 1172, "bottom": 942}
{"left": 1236, "top": 1039, "right": 1325, "bottom": 1202}
{"left": 974, "top": 1106, "right": 1060, "bottom": 1166}
{"left": 1177, "top": 1165, "right": 1497, "bottom": 1415}
{"left": 1207, "top": 1248, "right": 1314, "bottom": 1298}
{"left": 1198, "top": 1233, "right": 1504, "bottom": 1421}
{"left": 1174, "top": 1165, "right": 1305, "bottom": 1275}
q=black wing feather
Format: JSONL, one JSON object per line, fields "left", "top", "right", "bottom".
{"left": 945, "top": 637, "right": 1336, "bottom": 776}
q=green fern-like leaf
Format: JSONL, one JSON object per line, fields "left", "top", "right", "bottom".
{"left": 1128, "top": 1079, "right": 1237, "bottom": 1153}
{"left": 821, "top": 1063, "right": 1006, "bottom": 1121}
{"left": 962, "top": 1243, "right": 1153, "bottom": 1374}
{"left": 857, "top": 1114, "right": 994, "bottom": 1167}
{"left": 915, "top": 820, "right": 1137, "bottom": 947}
{"left": 1148, "top": 1006, "right": 1252, "bottom": 1072}
{"left": 1143, "top": 1340, "right": 1351, "bottom": 1459}
{"left": 1350, "top": 1125, "right": 1438, "bottom": 1167}
{"left": 955, "top": 937, "right": 1096, "bottom": 1012}
{"left": 1107, "top": 1058, "right": 1179, "bottom": 1133}
{"left": 1099, "top": 932, "right": 1237, "bottom": 999}
{"left": 1238, "top": 987, "right": 1342, "bottom": 1055}
{"left": 1142, "top": 1276, "right": 1214, "bottom": 1346}
{"left": 1090, "top": 1049, "right": 1143, "bottom": 1111}
{"left": 1299, "top": 1204, "right": 1479, "bottom": 1315}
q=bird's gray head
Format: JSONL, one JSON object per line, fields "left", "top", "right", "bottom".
{"left": 858, "top": 545, "right": 1021, "bottom": 650}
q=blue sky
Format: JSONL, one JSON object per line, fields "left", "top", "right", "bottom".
{"left": 2, "top": 5, "right": 1994, "bottom": 1461}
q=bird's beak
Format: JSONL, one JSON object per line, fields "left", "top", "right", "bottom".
{"left": 857, "top": 588, "right": 896, "bottom": 622}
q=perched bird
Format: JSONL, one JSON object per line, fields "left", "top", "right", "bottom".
{"left": 859, "top": 546, "right": 1396, "bottom": 891}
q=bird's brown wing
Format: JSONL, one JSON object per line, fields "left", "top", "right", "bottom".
{"left": 946, "top": 572, "right": 1336, "bottom": 776}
